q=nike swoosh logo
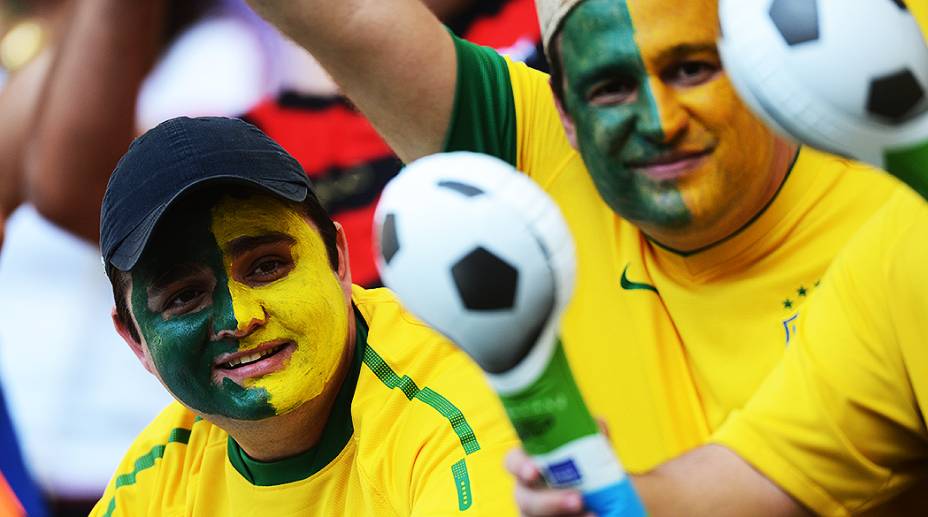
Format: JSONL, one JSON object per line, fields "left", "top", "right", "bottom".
{"left": 620, "top": 264, "right": 659, "bottom": 294}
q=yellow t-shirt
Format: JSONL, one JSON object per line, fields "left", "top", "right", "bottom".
{"left": 714, "top": 188, "right": 928, "bottom": 516}
{"left": 444, "top": 35, "right": 903, "bottom": 472}
{"left": 92, "top": 286, "right": 518, "bottom": 517}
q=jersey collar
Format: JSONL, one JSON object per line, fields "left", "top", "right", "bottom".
{"left": 647, "top": 146, "right": 832, "bottom": 279}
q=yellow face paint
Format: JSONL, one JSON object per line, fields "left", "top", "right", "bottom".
{"left": 630, "top": 0, "right": 779, "bottom": 228}
{"left": 561, "top": 0, "right": 787, "bottom": 251}
{"left": 211, "top": 194, "right": 348, "bottom": 415}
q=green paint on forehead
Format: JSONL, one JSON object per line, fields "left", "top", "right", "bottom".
{"left": 129, "top": 201, "right": 275, "bottom": 421}
{"left": 559, "top": 0, "right": 691, "bottom": 228}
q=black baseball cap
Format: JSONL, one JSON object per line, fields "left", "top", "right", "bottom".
{"left": 101, "top": 116, "right": 313, "bottom": 271}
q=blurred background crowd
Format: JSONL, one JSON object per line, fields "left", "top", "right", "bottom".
{"left": 0, "top": 0, "right": 545, "bottom": 514}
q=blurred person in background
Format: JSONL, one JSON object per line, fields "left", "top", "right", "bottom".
{"left": 242, "top": 0, "right": 547, "bottom": 287}
{"left": 1, "top": 2, "right": 73, "bottom": 515}
{"left": 0, "top": 0, "right": 272, "bottom": 514}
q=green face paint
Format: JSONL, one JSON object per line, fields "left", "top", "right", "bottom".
{"left": 560, "top": 0, "right": 690, "bottom": 228}
{"left": 559, "top": 0, "right": 784, "bottom": 249}
{"left": 130, "top": 202, "right": 275, "bottom": 421}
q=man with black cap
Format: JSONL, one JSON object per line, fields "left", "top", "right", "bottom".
{"left": 92, "top": 116, "right": 517, "bottom": 516}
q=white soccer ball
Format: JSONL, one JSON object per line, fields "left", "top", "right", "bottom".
{"left": 719, "top": 0, "right": 928, "bottom": 168}
{"left": 373, "top": 152, "right": 575, "bottom": 374}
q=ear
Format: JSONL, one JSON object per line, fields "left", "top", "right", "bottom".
{"left": 551, "top": 81, "right": 579, "bottom": 150}
{"left": 333, "top": 222, "right": 353, "bottom": 296}
{"left": 112, "top": 307, "right": 156, "bottom": 375}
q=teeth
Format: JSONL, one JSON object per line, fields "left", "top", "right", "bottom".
{"left": 222, "top": 346, "right": 281, "bottom": 369}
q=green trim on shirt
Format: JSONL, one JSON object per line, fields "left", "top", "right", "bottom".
{"left": 226, "top": 306, "right": 367, "bottom": 487}
{"left": 443, "top": 30, "right": 518, "bottom": 167}
{"left": 362, "top": 342, "right": 481, "bottom": 511}
{"left": 362, "top": 345, "right": 481, "bottom": 455}
{"left": 101, "top": 425, "right": 195, "bottom": 517}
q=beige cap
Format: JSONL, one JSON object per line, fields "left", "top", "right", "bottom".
{"left": 535, "top": 0, "right": 585, "bottom": 53}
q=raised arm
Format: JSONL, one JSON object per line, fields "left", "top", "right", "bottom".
{"left": 0, "top": 49, "right": 54, "bottom": 246}
{"left": 246, "top": 0, "right": 457, "bottom": 162}
{"left": 26, "top": 0, "right": 166, "bottom": 242}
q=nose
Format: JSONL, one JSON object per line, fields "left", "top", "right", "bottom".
{"left": 211, "top": 286, "right": 269, "bottom": 340}
{"left": 638, "top": 78, "right": 689, "bottom": 145}
{"left": 212, "top": 307, "right": 268, "bottom": 340}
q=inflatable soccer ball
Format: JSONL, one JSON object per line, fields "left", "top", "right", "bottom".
{"left": 719, "top": 0, "right": 928, "bottom": 169}
{"left": 373, "top": 152, "right": 575, "bottom": 373}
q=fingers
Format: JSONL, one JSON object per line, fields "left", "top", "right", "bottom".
{"left": 506, "top": 448, "right": 542, "bottom": 486}
{"left": 506, "top": 447, "right": 588, "bottom": 517}
{"left": 596, "top": 417, "right": 611, "bottom": 440}
{"left": 515, "top": 483, "right": 587, "bottom": 517}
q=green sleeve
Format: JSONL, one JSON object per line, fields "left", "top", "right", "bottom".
{"left": 442, "top": 31, "right": 517, "bottom": 167}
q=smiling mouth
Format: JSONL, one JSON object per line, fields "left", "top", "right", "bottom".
{"left": 219, "top": 344, "right": 287, "bottom": 370}
{"left": 213, "top": 340, "right": 294, "bottom": 383}
{"left": 626, "top": 148, "right": 714, "bottom": 181}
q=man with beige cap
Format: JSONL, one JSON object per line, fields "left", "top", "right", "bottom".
{"left": 245, "top": 0, "right": 902, "bottom": 512}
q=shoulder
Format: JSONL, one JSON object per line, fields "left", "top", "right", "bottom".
{"left": 349, "top": 286, "right": 518, "bottom": 514}
{"left": 798, "top": 147, "right": 902, "bottom": 195}
{"left": 352, "top": 286, "right": 499, "bottom": 408}
{"left": 92, "top": 402, "right": 225, "bottom": 516}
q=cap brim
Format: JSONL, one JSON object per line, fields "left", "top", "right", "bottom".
{"left": 107, "top": 175, "right": 308, "bottom": 271}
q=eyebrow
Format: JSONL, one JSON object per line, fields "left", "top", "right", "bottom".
{"left": 227, "top": 232, "right": 296, "bottom": 257}
{"left": 147, "top": 263, "right": 208, "bottom": 298}
{"left": 654, "top": 43, "right": 720, "bottom": 64}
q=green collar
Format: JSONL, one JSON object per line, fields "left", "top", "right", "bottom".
{"left": 227, "top": 306, "right": 368, "bottom": 486}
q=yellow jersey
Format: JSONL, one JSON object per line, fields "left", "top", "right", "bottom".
{"left": 714, "top": 188, "right": 928, "bottom": 516}
{"left": 444, "top": 35, "right": 903, "bottom": 472}
{"left": 92, "top": 286, "right": 518, "bottom": 516}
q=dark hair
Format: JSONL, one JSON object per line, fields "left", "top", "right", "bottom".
{"left": 108, "top": 191, "right": 339, "bottom": 343}
{"left": 547, "top": 32, "right": 567, "bottom": 107}
{"left": 163, "top": 0, "right": 222, "bottom": 45}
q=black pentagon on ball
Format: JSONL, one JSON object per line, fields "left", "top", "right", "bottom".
{"left": 451, "top": 247, "right": 518, "bottom": 311}
{"left": 380, "top": 213, "right": 400, "bottom": 265}
{"left": 438, "top": 180, "right": 485, "bottom": 197}
{"left": 769, "top": 0, "right": 820, "bottom": 46}
{"left": 867, "top": 69, "right": 926, "bottom": 122}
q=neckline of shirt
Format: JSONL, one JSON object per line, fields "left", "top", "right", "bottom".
{"left": 645, "top": 146, "right": 830, "bottom": 280}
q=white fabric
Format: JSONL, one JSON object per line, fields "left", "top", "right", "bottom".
{"left": 0, "top": 206, "right": 172, "bottom": 496}
{"left": 136, "top": 17, "right": 270, "bottom": 131}
{"left": 535, "top": 0, "right": 584, "bottom": 50}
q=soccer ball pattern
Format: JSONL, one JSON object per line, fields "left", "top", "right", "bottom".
{"left": 373, "top": 152, "right": 575, "bottom": 374}
{"left": 719, "top": 0, "right": 928, "bottom": 167}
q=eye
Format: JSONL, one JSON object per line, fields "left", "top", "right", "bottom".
{"left": 162, "top": 288, "right": 207, "bottom": 314}
{"left": 665, "top": 60, "right": 719, "bottom": 87}
{"left": 246, "top": 256, "right": 293, "bottom": 284}
{"left": 586, "top": 76, "right": 638, "bottom": 106}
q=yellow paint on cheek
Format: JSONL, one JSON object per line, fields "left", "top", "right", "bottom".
{"left": 629, "top": 0, "right": 779, "bottom": 224}
{"left": 211, "top": 195, "right": 348, "bottom": 415}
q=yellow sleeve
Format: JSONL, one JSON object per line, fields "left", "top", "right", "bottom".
{"left": 405, "top": 350, "right": 520, "bottom": 516}
{"left": 713, "top": 190, "right": 928, "bottom": 515}
{"left": 91, "top": 403, "right": 198, "bottom": 517}
{"left": 443, "top": 33, "right": 579, "bottom": 188}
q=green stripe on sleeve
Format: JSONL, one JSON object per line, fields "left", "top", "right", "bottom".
{"left": 362, "top": 346, "right": 480, "bottom": 454}
{"left": 443, "top": 31, "right": 518, "bottom": 167}
{"left": 452, "top": 458, "right": 473, "bottom": 511}
{"left": 363, "top": 345, "right": 481, "bottom": 510}
{"left": 101, "top": 426, "right": 193, "bottom": 517}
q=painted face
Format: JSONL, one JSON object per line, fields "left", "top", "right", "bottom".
{"left": 130, "top": 192, "right": 348, "bottom": 420}
{"left": 559, "top": 0, "right": 782, "bottom": 248}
